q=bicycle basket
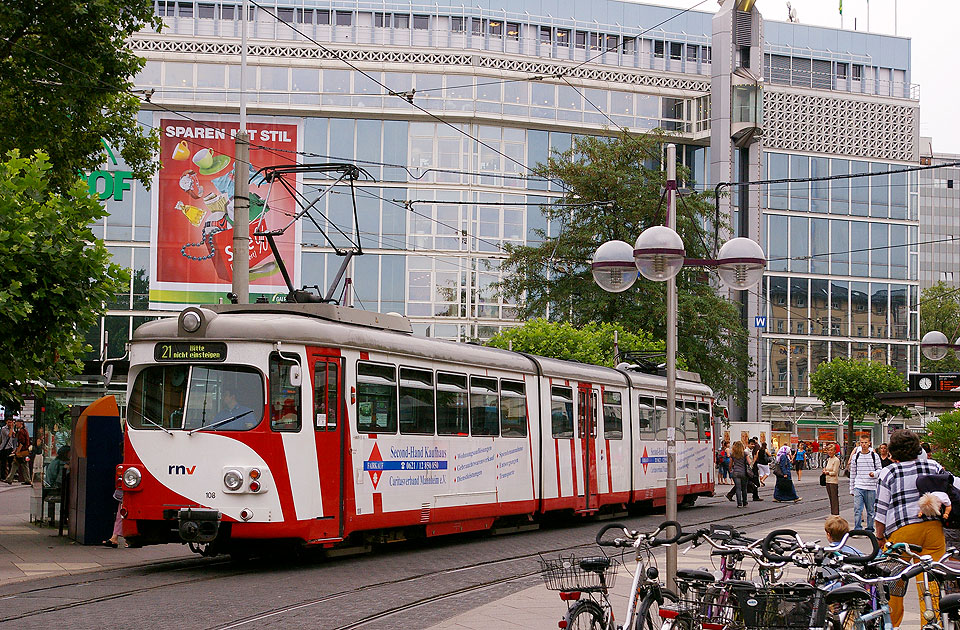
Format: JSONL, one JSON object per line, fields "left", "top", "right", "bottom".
{"left": 729, "top": 583, "right": 827, "bottom": 630}
{"left": 538, "top": 554, "right": 618, "bottom": 592}
{"left": 872, "top": 556, "right": 910, "bottom": 598}
{"left": 671, "top": 579, "right": 736, "bottom": 629}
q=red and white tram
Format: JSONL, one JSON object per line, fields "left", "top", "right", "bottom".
{"left": 118, "top": 303, "right": 714, "bottom": 553}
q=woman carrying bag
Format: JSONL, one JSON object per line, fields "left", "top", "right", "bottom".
{"left": 773, "top": 445, "right": 802, "bottom": 502}
{"left": 822, "top": 442, "right": 841, "bottom": 515}
{"left": 729, "top": 441, "right": 753, "bottom": 508}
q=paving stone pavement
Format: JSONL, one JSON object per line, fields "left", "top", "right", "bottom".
{"left": 430, "top": 503, "right": 926, "bottom": 629}
{"left": 0, "top": 484, "right": 194, "bottom": 586}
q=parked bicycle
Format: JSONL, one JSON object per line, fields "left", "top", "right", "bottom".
{"left": 540, "top": 520, "right": 682, "bottom": 630}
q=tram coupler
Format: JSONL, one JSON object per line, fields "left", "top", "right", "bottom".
{"left": 178, "top": 508, "right": 221, "bottom": 543}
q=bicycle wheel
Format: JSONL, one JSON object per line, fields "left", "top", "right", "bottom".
{"left": 564, "top": 599, "right": 607, "bottom": 630}
{"left": 700, "top": 585, "right": 738, "bottom": 627}
{"left": 635, "top": 588, "right": 678, "bottom": 630}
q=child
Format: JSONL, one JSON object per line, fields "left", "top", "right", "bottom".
{"left": 824, "top": 515, "right": 861, "bottom": 558}
{"left": 918, "top": 491, "right": 953, "bottom": 522}
{"left": 917, "top": 472, "right": 960, "bottom": 529}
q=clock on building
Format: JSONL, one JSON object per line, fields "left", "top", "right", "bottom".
{"left": 919, "top": 377, "right": 933, "bottom": 390}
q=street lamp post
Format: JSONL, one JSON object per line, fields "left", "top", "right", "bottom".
{"left": 590, "top": 143, "right": 766, "bottom": 590}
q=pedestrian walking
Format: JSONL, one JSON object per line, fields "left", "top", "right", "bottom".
{"left": 772, "top": 445, "right": 801, "bottom": 502}
{"left": 875, "top": 429, "right": 947, "bottom": 628}
{"left": 729, "top": 440, "right": 752, "bottom": 508}
{"left": 794, "top": 442, "right": 807, "bottom": 480}
{"left": 849, "top": 435, "right": 881, "bottom": 532}
{"left": 822, "top": 442, "right": 842, "bottom": 515}
{"left": 3, "top": 420, "right": 31, "bottom": 485}
{"left": 878, "top": 442, "right": 893, "bottom": 467}
{"left": 756, "top": 441, "right": 771, "bottom": 486}
{"left": 103, "top": 489, "right": 124, "bottom": 548}
{"left": 0, "top": 418, "right": 15, "bottom": 481}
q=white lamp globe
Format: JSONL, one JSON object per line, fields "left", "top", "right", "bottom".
{"left": 716, "top": 237, "right": 767, "bottom": 289}
{"left": 921, "top": 330, "right": 950, "bottom": 361}
{"left": 591, "top": 240, "right": 638, "bottom": 293}
{"left": 633, "top": 226, "right": 685, "bottom": 282}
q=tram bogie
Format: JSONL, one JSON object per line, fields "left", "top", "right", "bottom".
{"left": 118, "top": 303, "right": 715, "bottom": 554}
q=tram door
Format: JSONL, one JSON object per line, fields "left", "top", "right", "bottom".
{"left": 577, "top": 385, "right": 599, "bottom": 512}
{"left": 309, "top": 353, "right": 345, "bottom": 539}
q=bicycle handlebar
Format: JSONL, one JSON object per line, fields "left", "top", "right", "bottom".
{"left": 760, "top": 528, "right": 879, "bottom": 565}
{"left": 595, "top": 520, "right": 682, "bottom": 547}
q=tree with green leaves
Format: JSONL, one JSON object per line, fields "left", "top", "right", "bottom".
{"left": 497, "top": 131, "right": 749, "bottom": 402}
{"left": 486, "top": 319, "right": 672, "bottom": 369}
{"left": 920, "top": 281, "right": 960, "bottom": 372}
{"left": 926, "top": 408, "right": 960, "bottom": 475}
{"left": 0, "top": 151, "right": 128, "bottom": 403}
{"left": 809, "top": 357, "right": 907, "bottom": 456}
{"left": 0, "top": 0, "right": 160, "bottom": 190}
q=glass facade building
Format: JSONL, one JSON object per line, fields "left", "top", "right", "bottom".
{"left": 80, "top": 0, "right": 920, "bottom": 421}
{"left": 918, "top": 138, "right": 960, "bottom": 290}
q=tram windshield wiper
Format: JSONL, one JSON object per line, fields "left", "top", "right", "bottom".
{"left": 187, "top": 410, "right": 254, "bottom": 435}
{"left": 129, "top": 409, "right": 173, "bottom": 434}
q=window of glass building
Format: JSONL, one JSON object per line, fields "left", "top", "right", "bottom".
{"left": 850, "top": 161, "right": 869, "bottom": 216}
{"left": 850, "top": 221, "right": 869, "bottom": 276}
{"left": 771, "top": 276, "right": 787, "bottom": 334}
{"left": 830, "top": 159, "right": 849, "bottom": 214}
{"left": 789, "top": 155, "right": 809, "bottom": 211}
{"left": 811, "top": 279, "right": 829, "bottom": 335}
{"left": 790, "top": 279, "right": 808, "bottom": 335}
{"left": 870, "top": 163, "right": 890, "bottom": 218}
{"left": 850, "top": 281, "right": 869, "bottom": 338}
{"left": 768, "top": 153, "right": 788, "bottom": 210}
{"left": 871, "top": 283, "right": 888, "bottom": 338}
{"left": 770, "top": 339, "right": 788, "bottom": 395}
{"left": 413, "top": 14, "right": 429, "bottom": 29}
{"left": 811, "top": 218, "right": 829, "bottom": 275}
{"left": 789, "top": 216, "right": 808, "bottom": 273}
{"left": 830, "top": 281, "right": 848, "bottom": 337}
{"left": 790, "top": 339, "right": 808, "bottom": 396}
{"left": 335, "top": 11, "right": 352, "bottom": 26}
{"left": 830, "top": 219, "right": 848, "bottom": 275}
{"left": 871, "top": 222, "right": 888, "bottom": 278}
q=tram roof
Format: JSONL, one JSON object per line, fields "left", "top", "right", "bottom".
{"left": 132, "top": 304, "right": 711, "bottom": 396}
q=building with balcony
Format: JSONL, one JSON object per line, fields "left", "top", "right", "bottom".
{"left": 78, "top": 0, "right": 920, "bottom": 437}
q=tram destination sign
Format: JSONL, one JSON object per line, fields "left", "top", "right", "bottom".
{"left": 154, "top": 342, "right": 227, "bottom": 362}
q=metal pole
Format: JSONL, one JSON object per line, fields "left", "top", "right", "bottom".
{"left": 665, "top": 143, "right": 678, "bottom": 592}
{"left": 232, "top": 0, "right": 250, "bottom": 303}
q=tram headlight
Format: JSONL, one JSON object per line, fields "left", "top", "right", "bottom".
{"left": 223, "top": 469, "right": 244, "bottom": 491}
{"left": 122, "top": 467, "right": 142, "bottom": 489}
{"left": 181, "top": 310, "right": 202, "bottom": 333}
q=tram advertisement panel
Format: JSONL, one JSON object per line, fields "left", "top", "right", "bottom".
{"left": 149, "top": 115, "right": 301, "bottom": 308}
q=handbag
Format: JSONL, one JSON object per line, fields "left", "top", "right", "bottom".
{"left": 819, "top": 472, "right": 827, "bottom": 486}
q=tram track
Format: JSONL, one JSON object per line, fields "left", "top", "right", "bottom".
{"left": 1, "top": 493, "right": 832, "bottom": 627}
{"left": 212, "top": 494, "right": 835, "bottom": 630}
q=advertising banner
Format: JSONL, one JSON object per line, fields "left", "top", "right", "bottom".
{"left": 149, "top": 116, "right": 300, "bottom": 308}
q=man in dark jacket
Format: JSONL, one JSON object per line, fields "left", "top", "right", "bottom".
{"left": 0, "top": 418, "right": 15, "bottom": 480}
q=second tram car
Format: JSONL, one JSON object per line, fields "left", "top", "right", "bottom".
{"left": 117, "top": 303, "right": 714, "bottom": 553}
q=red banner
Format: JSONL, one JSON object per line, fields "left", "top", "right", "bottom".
{"left": 151, "top": 117, "right": 299, "bottom": 306}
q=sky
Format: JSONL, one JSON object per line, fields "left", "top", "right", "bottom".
{"left": 648, "top": 0, "right": 960, "bottom": 155}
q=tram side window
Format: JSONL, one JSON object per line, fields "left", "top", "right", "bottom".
{"left": 698, "top": 403, "right": 711, "bottom": 441}
{"left": 437, "top": 372, "right": 469, "bottom": 436}
{"left": 654, "top": 398, "right": 667, "bottom": 440}
{"left": 399, "top": 367, "right": 435, "bottom": 434}
{"left": 637, "top": 396, "right": 656, "bottom": 440}
{"left": 551, "top": 386, "right": 574, "bottom": 439}
{"left": 684, "top": 401, "right": 699, "bottom": 440}
{"left": 500, "top": 379, "right": 527, "bottom": 438}
{"left": 602, "top": 391, "right": 623, "bottom": 440}
{"left": 270, "top": 353, "right": 301, "bottom": 432}
{"left": 313, "top": 361, "right": 339, "bottom": 430}
{"left": 470, "top": 376, "right": 499, "bottom": 436}
{"left": 357, "top": 362, "right": 398, "bottom": 433}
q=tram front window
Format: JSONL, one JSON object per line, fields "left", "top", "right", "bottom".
{"left": 128, "top": 365, "right": 264, "bottom": 431}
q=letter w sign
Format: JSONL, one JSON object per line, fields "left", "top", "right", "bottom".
{"left": 754, "top": 316, "right": 767, "bottom": 328}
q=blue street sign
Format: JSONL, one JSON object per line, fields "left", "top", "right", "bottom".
{"left": 754, "top": 316, "right": 767, "bottom": 328}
